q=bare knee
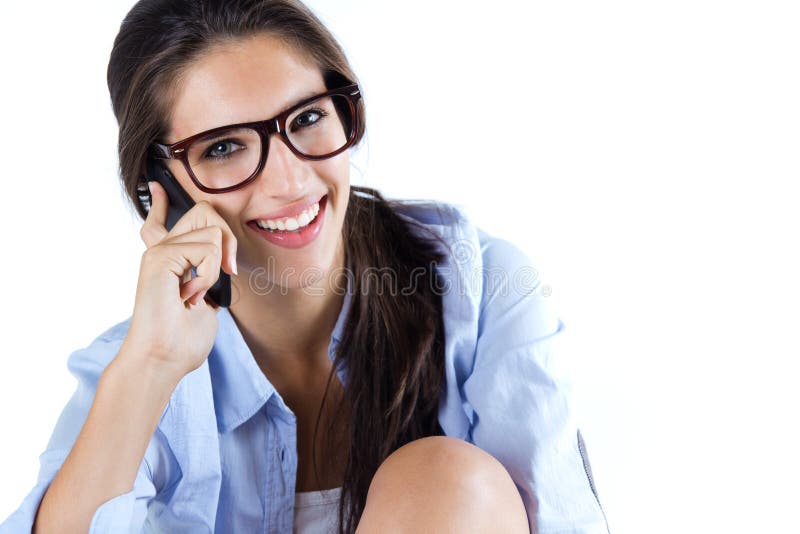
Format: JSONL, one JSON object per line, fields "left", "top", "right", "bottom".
{"left": 356, "top": 436, "right": 529, "bottom": 533}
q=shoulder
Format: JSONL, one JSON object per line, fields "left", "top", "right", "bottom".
{"left": 389, "top": 197, "right": 467, "bottom": 230}
{"left": 390, "top": 197, "right": 529, "bottom": 254}
{"left": 388, "top": 197, "right": 476, "bottom": 245}
{"left": 419, "top": 198, "right": 565, "bottom": 440}
{"left": 45, "top": 316, "right": 135, "bottom": 449}
{"left": 390, "top": 198, "right": 542, "bottom": 301}
{"left": 390, "top": 196, "right": 561, "bottom": 358}
{"left": 66, "top": 316, "right": 133, "bottom": 386}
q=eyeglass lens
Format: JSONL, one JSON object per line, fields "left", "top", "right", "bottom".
{"left": 185, "top": 94, "right": 353, "bottom": 190}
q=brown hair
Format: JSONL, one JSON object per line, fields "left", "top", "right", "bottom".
{"left": 107, "top": 1, "right": 450, "bottom": 531}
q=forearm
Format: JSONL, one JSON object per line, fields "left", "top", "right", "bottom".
{"left": 33, "top": 344, "right": 180, "bottom": 534}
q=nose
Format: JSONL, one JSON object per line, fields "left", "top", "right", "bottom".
{"left": 254, "top": 132, "right": 310, "bottom": 197}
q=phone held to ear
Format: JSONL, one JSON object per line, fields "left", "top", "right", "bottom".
{"left": 137, "top": 157, "right": 232, "bottom": 308}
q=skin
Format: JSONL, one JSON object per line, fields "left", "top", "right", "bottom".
{"left": 162, "top": 33, "right": 350, "bottom": 388}
{"left": 357, "top": 436, "right": 531, "bottom": 533}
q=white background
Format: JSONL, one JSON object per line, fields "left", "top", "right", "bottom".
{"left": 1, "top": 1, "right": 798, "bottom": 532}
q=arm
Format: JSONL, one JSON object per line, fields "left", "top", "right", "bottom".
{"left": 32, "top": 345, "right": 178, "bottom": 534}
{"left": 0, "top": 334, "right": 179, "bottom": 534}
{"left": 4, "top": 178, "right": 232, "bottom": 533}
{"left": 462, "top": 235, "right": 609, "bottom": 534}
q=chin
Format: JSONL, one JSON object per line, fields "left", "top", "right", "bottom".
{"left": 240, "top": 186, "right": 348, "bottom": 294}
{"left": 241, "top": 253, "right": 337, "bottom": 295}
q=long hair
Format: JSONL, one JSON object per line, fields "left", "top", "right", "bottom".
{"left": 107, "top": 1, "right": 450, "bottom": 531}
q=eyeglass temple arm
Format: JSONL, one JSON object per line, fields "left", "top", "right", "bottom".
{"left": 150, "top": 143, "right": 173, "bottom": 160}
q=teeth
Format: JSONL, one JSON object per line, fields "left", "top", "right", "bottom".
{"left": 255, "top": 200, "right": 321, "bottom": 232}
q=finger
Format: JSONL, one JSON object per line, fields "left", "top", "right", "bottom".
{"left": 140, "top": 180, "right": 169, "bottom": 248}
{"left": 181, "top": 267, "right": 193, "bottom": 287}
{"left": 177, "top": 262, "right": 216, "bottom": 305}
{"left": 179, "top": 275, "right": 206, "bottom": 304}
{"left": 185, "top": 286, "right": 210, "bottom": 309}
{"left": 189, "top": 289, "right": 207, "bottom": 307}
{"left": 188, "top": 238, "right": 223, "bottom": 299}
{"left": 165, "top": 201, "right": 238, "bottom": 276}
{"left": 156, "top": 226, "right": 224, "bottom": 303}
{"left": 145, "top": 241, "right": 222, "bottom": 302}
{"left": 203, "top": 292, "right": 220, "bottom": 310}
{"left": 164, "top": 225, "right": 224, "bottom": 248}
{"left": 165, "top": 226, "right": 224, "bottom": 288}
{"left": 172, "top": 244, "right": 221, "bottom": 300}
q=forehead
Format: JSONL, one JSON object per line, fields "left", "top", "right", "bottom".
{"left": 166, "top": 34, "right": 325, "bottom": 142}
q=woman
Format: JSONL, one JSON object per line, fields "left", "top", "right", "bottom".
{"left": 1, "top": 0, "right": 608, "bottom": 533}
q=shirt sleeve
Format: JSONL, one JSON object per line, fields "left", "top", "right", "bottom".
{"left": 462, "top": 235, "right": 609, "bottom": 534}
{"left": 0, "top": 333, "right": 162, "bottom": 533}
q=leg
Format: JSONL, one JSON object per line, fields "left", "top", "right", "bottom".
{"left": 355, "top": 436, "right": 529, "bottom": 534}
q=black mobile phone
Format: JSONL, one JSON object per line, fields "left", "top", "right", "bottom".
{"left": 137, "top": 157, "right": 232, "bottom": 308}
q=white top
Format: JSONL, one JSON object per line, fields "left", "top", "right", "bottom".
{"left": 293, "top": 486, "right": 343, "bottom": 534}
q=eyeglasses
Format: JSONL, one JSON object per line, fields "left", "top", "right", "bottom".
{"left": 150, "top": 84, "right": 362, "bottom": 194}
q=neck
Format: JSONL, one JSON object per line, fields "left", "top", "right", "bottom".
{"left": 226, "top": 242, "right": 348, "bottom": 381}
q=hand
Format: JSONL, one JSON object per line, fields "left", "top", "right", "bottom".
{"left": 120, "top": 180, "right": 238, "bottom": 381}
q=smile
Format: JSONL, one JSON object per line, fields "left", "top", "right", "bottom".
{"left": 253, "top": 200, "right": 320, "bottom": 231}
{"left": 247, "top": 194, "right": 328, "bottom": 249}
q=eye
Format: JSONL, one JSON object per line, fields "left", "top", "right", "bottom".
{"left": 204, "top": 139, "right": 246, "bottom": 159}
{"left": 291, "top": 108, "right": 328, "bottom": 131}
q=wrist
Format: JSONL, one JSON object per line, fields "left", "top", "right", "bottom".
{"left": 110, "top": 340, "right": 185, "bottom": 393}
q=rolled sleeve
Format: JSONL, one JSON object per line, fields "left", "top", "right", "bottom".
{"left": 1, "top": 448, "right": 154, "bottom": 533}
{"left": 462, "top": 235, "right": 609, "bottom": 534}
{"left": 0, "top": 449, "right": 69, "bottom": 532}
{"left": 0, "top": 328, "right": 161, "bottom": 533}
{"left": 89, "top": 462, "right": 156, "bottom": 533}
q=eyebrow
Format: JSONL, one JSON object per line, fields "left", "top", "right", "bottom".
{"left": 175, "top": 88, "right": 326, "bottom": 142}
{"left": 287, "top": 89, "right": 325, "bottom": 109}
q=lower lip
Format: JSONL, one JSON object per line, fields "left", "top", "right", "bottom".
{"left": 247, "top": 195, "right": 327, "bottom": 249}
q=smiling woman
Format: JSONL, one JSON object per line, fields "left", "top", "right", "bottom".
{"left": 0, "top": 1, "right": 607, "bottom": 533}
{"left": 159, "top": 34, "right": 355, "bottom": 262}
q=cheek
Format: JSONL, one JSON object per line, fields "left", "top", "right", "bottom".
{"left": 198, "top": 195, "right": 249, "bottom": 241}
{"left": 330, "top": 164, "right": 350, "bottom": 215}
{"left": 317, "top": 154, "right": 350, "bottom": 187}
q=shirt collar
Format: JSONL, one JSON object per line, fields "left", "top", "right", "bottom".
{"left": 208, "top": 275, "right": 353, "bottom": 434}
{"left": 329, "top": 272, "right": 352, "bottom": 348}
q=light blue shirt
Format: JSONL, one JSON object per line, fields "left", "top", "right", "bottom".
{"left": 1, "top": 200, "right": 608, "bottom": 533}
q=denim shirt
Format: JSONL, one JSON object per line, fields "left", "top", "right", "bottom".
{"left": 1, "top": 200, "right": 609, "bottom": 534}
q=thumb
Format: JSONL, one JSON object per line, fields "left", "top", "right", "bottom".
{"left": 140, "top": 180, "right": 169, "bottom": 248}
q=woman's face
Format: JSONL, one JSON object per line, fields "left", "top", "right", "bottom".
{"left": 163, "top": 33, "right": 350, "bottom": 292}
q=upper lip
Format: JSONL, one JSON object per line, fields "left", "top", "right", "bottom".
{"left": 249, "top": 194, "right": 325, "bottom": 222}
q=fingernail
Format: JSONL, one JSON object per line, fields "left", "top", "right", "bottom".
{"left": 148, "top": 181, "right": 155, "bottom": 196}
{"left": 197, "top": 290, "right": 207, "bottom": 304}
{"left": 230, "top": 253, "right": 238, "bottom": 275}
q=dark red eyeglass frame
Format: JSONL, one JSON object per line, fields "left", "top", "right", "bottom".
{"left": 150, "top": 83, "right": 362, "bottom": 194}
